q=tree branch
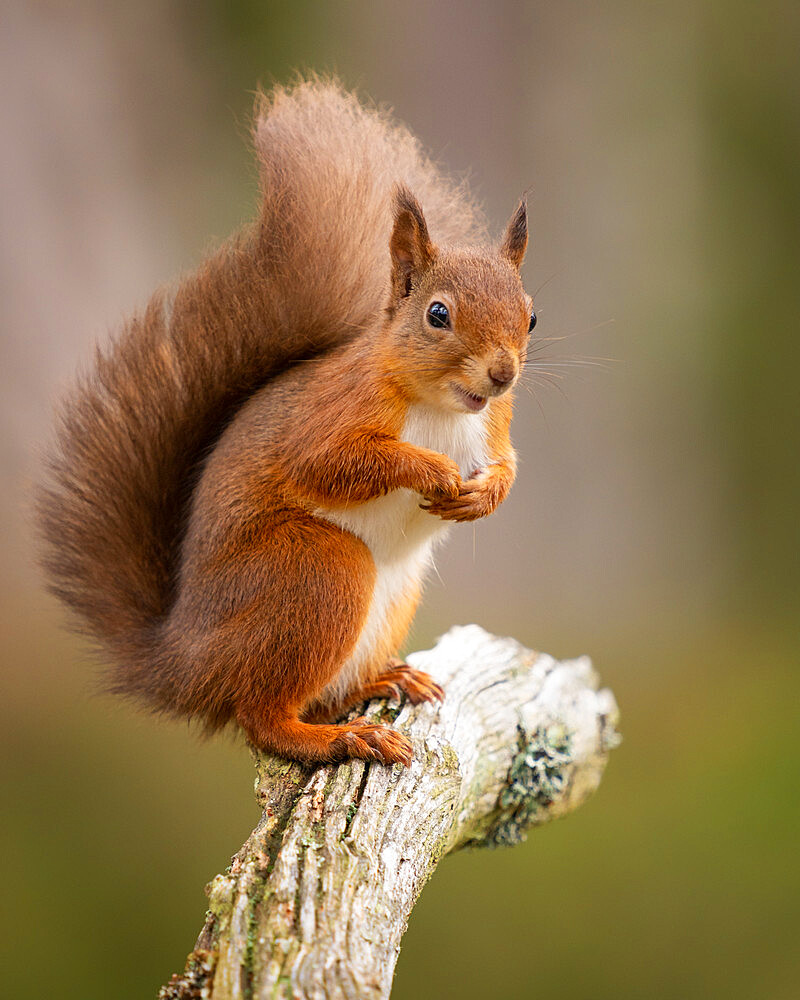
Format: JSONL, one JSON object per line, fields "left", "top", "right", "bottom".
{"left": 159, "top": 625, "right": 620, "bottom": 1000}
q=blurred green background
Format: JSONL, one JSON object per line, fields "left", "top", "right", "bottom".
{"left": 2, "top": 1, "right": 799, "bottom": 997}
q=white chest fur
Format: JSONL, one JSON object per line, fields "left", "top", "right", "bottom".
{"left": 401, "top": 404, "right": 489, "bottom": 481}
{"left": 313, "top": 404, "right": 489, "bottom": 701}
{"left": 317, "top": 405, "right": 488, "bottom": 562}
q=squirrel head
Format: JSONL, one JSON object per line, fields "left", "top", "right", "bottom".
{"left": 385, "top": 186, "right": 533, "bottom": 414}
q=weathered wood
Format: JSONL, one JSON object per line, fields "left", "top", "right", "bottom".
{"left": 160, "top": 625, "right": 619, "bottom": 1000}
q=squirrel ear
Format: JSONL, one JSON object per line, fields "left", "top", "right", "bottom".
{"left": 389, "top": 185, "right": 436, "bottom": 302}
{"left": 500, "top": 198, "right": 528, "bottom": 270}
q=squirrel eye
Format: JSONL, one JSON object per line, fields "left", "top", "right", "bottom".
{"left": 426, "top": 301, "right": 450, "bottom": 329}
{"left": 528, "top": 310, "right": 537, "bottom": 333}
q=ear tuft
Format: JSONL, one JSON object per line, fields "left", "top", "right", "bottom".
{"left": 500, "top": 198, "right": 528, "bottom": 270}
{"left": 389, "top": 185, "right": 436, "bottom": 305}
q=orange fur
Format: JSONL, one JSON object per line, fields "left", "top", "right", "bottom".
{"left": 37, "top": 79, "right": 533, "bottom": 766}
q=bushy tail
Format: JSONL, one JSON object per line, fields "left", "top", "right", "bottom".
{"left": 37, "top": 77, "right": 485, "bottom": 667}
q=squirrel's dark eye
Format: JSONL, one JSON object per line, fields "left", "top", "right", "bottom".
{"left": 528, "top": 310, "right": 537, "bottom": 333}
{"left": 426, "top": 301, "right": 450, "bottom": 330}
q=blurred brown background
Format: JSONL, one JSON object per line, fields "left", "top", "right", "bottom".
{"left": 2, "top": 2, "right": 799, "bottom": 997}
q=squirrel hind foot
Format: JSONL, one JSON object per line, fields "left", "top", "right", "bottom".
{"left": 379, "top": 663, "right": 445, "bottom": 705}
{"left": 240, "top": 713, "right": 413, "bottom": 767}
{"left": 331, "top": 719, "right": 413, "bottom": 767}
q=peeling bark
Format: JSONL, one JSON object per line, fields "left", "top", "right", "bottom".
{"left": 160, "top": 625, "right": 620, "bottom": 1000}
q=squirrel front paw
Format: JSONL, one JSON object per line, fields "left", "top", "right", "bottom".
{"left": 416, "top": 455, "right": 462, "bottom": 501}
{"left": 421, "top": 472, "right": 501, "bottom": 522}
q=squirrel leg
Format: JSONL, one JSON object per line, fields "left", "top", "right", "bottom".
{"left": 303, "top": 583, "right": 444, "bottom": 721}
{"left": 207, "top": 513, "right": 414, "bottom": 765}
{"left": 362, "top": 584, "right": 444, "bottom": 705}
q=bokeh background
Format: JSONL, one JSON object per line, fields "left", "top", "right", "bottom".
{"left": 2, "top": 2, "right": 799, "bottom": 997}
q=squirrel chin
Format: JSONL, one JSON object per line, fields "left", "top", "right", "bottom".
{"left": 450, "top": 382, "right": 488, "bottom": 413}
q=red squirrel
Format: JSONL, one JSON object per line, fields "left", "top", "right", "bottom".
{"left": 37, "top": 79, "right": 535, "bottom": 766}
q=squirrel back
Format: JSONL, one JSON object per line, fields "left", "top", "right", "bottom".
{"left": 37, "top": 78, "right": 486, "bottom": 672}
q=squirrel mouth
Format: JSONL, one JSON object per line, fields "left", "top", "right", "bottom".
{"left": 451, "top": 383, "right": 487, "bottom": 412}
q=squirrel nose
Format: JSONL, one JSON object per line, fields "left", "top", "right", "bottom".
{"left": 488, "top": 365, "right": 515, "bottom": 388}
